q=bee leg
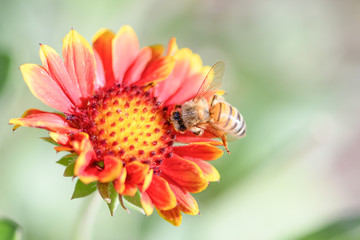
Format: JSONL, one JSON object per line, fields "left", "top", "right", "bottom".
{"left": 203, "top": 122, "right": 231, "bottom": 154}
{"left": 190, "top": 127, "right": 204, "bottom": 136}
{"left": 220, "top": 134, "right": 230, "bottom": 154}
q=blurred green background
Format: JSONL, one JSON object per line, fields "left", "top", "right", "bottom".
{"left": 1, "top": 0, "right": 360, "bottom": 239}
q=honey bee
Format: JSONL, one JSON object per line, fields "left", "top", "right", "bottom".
{"left": 170, "top": 61, "right": 246, "bottom": 153}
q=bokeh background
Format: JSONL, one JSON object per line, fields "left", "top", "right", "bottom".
{"left": 1, "top": 0, "right": 360, "bottom": 239}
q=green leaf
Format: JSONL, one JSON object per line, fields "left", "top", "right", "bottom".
{"left": 41, "top": 137, "right": 60, "bottom": 146}
{"left": 0, "top": 218, "right": 21, "bottom": 240}
{"left": 71, "top": 179, "right": 97, "bottom": 199}
{"left": 295, "top": 216, "right": 360, "bottom": 240}
{"left": 123, "top": 190, "right": 145, "bottom": 215}
{"left": 106, "top": 183, "right": 119, "bottom": 216}
{"left": 63, "top": 161, "right": 75, "bottom": 177}
{"left": 56, "top": 153, "right": 77, "bottom": 167}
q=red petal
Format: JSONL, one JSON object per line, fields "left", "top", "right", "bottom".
{"left": 160, "top": 155, "right": 208, "bottom": 193}
{"left": 54, "top": 146, "right": 73, "bottom": 152}
{"left": 157, "top": 207, "right": 182, "bottom": 226}
{"left": 141, "top": 191, "right": 154, "bottom": 215}
{"left": 173, "top": 143, "right": 223, "bottom": 161}
{"left": 62, "top": 29, "right": 95, "bottom": 98}
{"left": 188, "top": 158, "right": 220, "bottom": 182}
{"left": 92, "top": 29, "right": 115, "bottom": 88}
{"left": 169, "top": 184, "right": 199, "bottom": 215}
{"left": 39, "top": 44, "right": 82, "bottom": 106}
{"left": 175, "top": 134, "right": 222, "bottom": 146}
{"left": 9, "top": 109, "right": 77, "bottom": 133}
{"left": 154, "top": 57, "right": 190, "bottom": 103}
{"left": 164, "top": 71, "right": 204, "bottom": 105}
{"left": 113, "top": 168, "right": 127, "bottom": 194}
{"left": 49, "top": 132, "right": 70, "bottom": 145}
{"left": 120, "top": 161, "right": 150, "bottom": 196}
{"left": 123, "top": 47, "right": 152, "bottom": 85}
{"left": 98, "top": 155, "right": 123, "bottom": 183}
{"left": 122, "top": 184, "right": 138, "bottom": 196}
{"left": 166, "top": 37, "right": 178, "bottom": 56}
{"left": 140, "top": 169, "right": 153, "bottom": 192}
{"left": 20, "top": 64, "right": 75, "bottom": 113}
{"left": 125, "top": 161, "right": 149, "bottom": 185}
{"left": 72, "top": 133, "right": 99, "bottom": 184}
{"left": 71, "top": 133, "right": 109, "bottom": 183}
{"left": 94, "top": 50, "right": 106, "bottom": 90}
{"left": 139, "top": 56, "right": 175, "bottom": 86}
{"left": 146, "top": 175, "right": 176, "bottom": 210}
{"left": 112, "top": 25, "right": 139, "bottom": 84}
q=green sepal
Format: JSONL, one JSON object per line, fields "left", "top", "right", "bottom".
{"left": 71, "top": 179, "right": 97, "bottom": 199}
{"left": 123, "top": 190, "right": 145, "bottom": 215}
{"left": 106, "top": 183, "right": 119, "bottom": 216}
{"left": 41, "top": 137, "right": 60, "bottom": 146}
{"left": 0, "top": 218, "right": 21, "bottom": 240}
{"left": 57, "top": 153, "right": 77, "bottom": 167}
{"left": 63, "top": 161, "right": 75, "bottom": 177}
{"left": 97, "top": 182, "right": 111, "bottom": 203}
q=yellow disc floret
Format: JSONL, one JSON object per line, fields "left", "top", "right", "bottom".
{"left": 67, "top": 85, "right": 174, "bottom": 170}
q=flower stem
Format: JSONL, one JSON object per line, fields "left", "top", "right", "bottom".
{"left": 75, "top": 193, "right": 102, "bottom": 240}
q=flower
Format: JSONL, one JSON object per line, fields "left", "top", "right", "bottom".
{"left": 9, "top": 26, "right": 224, "bottom": 226}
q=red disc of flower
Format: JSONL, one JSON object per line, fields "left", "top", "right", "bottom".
{"left": 9, "top": 26, "right": 224, "bottom": 226}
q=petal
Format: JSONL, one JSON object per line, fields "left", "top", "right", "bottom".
{"left": 54, "top": 146, "right": 73, "bottom": 152}
{"left": 146, "top": 175, "right": 176, "bottom": 210}
{"left": 98, "top": 155, "right": 123, "bottom": 183}
{"left": 122, "top": 184, "right": 138, "bottom": 196}
{"left": 173, "top": 143, "right": 223, "bottom": 161}
{"left": 156, "top": 42, "right": 209, "bottom": 105}
{"left": 175, "top": 134, "right": 222, "bottom": 145}
{"left": 157, "top": 207, "right": 182, "bottom": 227}
{"left": 160, "top": 155, "right": 208, "bottom": 193}
{"left": 112, "top": 25, "right": 139, "bottom": 84}
{"left": 154, "top": 57, "right": 190, "bottom": 103}
{"left": 188, "top": 158, "right": 220, "bottom": 182}
{"left": 166, "top": 37, "right": 178, "bottom": 56}
{"left": 9, "top": 109, "right": 77, "bottom": 133}
{"left": 125, "top": 161, "right": 149, "bottom": 185}
{"left": 113, "top": 167, "right": 127, "bottom": 194}
{"left": 93, "top": 50, "right": 106, "bottom": 90}
{"left": 39, "top": 44, "right": 82, "bottom": 105}
{"left": 49, "top": 132, "right": 70, "bottom": 145}
{"left": 164, "top": 71, "right": 205, "bottom": 105}
{"left": 20, "top": 64, "right": 75, "bottom": 113}
{"left": 123, "top": 47, "right": 152, "bottom": 86}
{"left": 169, "top": 184, "right": 199, "bottom": 215}
{"left": 138, "top": 55, "right": 175, "bottom": 86}
{"left": 72, "top": 133, "right": 99, "bottom": 184}
{"left": 63, "top": 29, "right": 95, "bottom": 98}
{"left": 141, "top": 191, "right": 154, "bottom": 215}
{"left": 140, "top": 169, "right": 153, "bottom": 192}
{"left": 92, "top": 28, "right": 115, "bottom": 88}
{"left": 121, "top": 161, "right": 150, "bottom": 196}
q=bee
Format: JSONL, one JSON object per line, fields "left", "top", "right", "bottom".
{"left": 170, "top": 61, "right": 246, "bottom": 153}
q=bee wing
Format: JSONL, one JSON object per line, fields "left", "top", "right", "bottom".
{"left": 194, "top": 61, "right": 225, "bottom": 101}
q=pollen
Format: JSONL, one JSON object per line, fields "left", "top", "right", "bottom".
{"left": 67, "top": 85, "right": 174, "bottom": 169}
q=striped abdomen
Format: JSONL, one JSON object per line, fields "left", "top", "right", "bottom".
{"left": 210, "top": 101, "right": 246, "bottom": 138}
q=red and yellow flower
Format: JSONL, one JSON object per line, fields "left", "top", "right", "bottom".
{"left": 9, "top": 26, "right": 224, "bottom": 226}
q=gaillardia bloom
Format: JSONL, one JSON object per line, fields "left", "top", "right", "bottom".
{"left": 10, "top": 26, "right": 225, "bottom": 226}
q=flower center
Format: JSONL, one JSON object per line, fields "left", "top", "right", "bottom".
{"left": 67, "top": 85, "right": 174, "bottom": 167}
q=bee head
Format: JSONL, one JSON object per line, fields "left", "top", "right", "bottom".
{"left": 170, "top": 110, "right": 187, "bottom": 132}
